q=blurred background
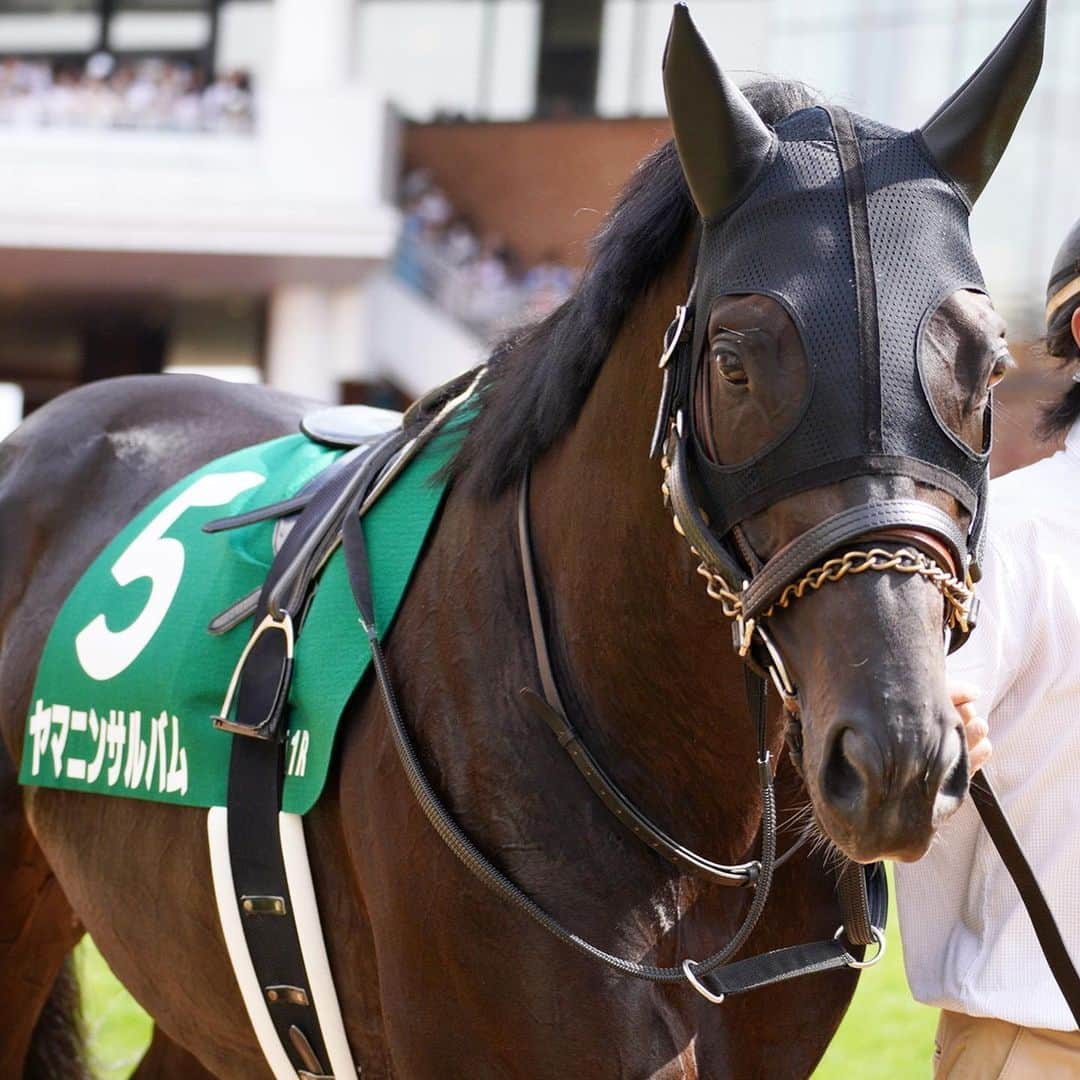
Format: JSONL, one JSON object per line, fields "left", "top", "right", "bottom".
{"left": 0, "top": 0, "right": 1074, "bottom": 473}
{"left": 4, "top": 3, "right": 1074, "bottom": 1077}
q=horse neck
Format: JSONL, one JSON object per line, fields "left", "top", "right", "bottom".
{"left": 527, "top": 263, "right": 775, "bottom": 862}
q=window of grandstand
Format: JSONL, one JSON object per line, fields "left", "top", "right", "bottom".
{"left": 536, "top": 0, "right": 603, "bottom": 117}
{"left": 1, "top": 2, "right": 98, "bottom": 9}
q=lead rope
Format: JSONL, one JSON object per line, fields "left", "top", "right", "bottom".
{"left": 341, "top": 479, "right": 778, "bottom": 986}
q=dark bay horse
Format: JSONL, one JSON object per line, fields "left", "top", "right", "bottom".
{"left": 0, "top": 3, "right": 1043, "bottom": 1074}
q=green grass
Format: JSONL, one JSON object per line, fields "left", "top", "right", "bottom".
{"left": 77, "top": 869, "right": 935, "bottom": 1079}
{"left": 814, "top": 874, "right": 937, "bottom": 1078}
{"left": 74, "top": 938, "right": 153, "bottom": 1080}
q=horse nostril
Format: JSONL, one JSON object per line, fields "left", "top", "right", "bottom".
{"left": 822, "top": 727, "right": 870, "bottom": 809}
{"left": 937, "top": 725, "right": 968, "bottom": 801}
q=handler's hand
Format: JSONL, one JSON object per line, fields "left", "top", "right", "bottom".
{"left": 951, "top": 682, "right": 991, "bottom": 774}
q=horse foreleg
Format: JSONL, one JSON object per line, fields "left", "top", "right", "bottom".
{"left": 0, "top": 752, "right": 85, "bottom": 1076}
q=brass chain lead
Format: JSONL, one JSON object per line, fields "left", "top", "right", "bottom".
{"left": 695, "top": 547, "right": 973, "bottom": 631}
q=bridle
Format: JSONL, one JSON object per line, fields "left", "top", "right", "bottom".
{"left": 339, "top": 268, "right": 989, "bottom": 1004}
{"left": 638, "top": 286, "right": 1080, "bottom": 1023}
{"left": 652, "top": 293, "right": 981, "bottom": 770}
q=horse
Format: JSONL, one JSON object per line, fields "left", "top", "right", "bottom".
{"left": 0, "top": 3, "right": 1044, "bottom": 1076}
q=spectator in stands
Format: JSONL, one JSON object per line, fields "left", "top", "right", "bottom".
{"left": 394, "top": 168, "right": 578, "bottom": 340}
{"left": 0, "top": 55, "right": 254, "bottom": 133}
{"left": 202, "top": 69, "right": 254, "bottom": 134}
{"left": 443, "top": 216, "right": 479, "bottom": 268}
{"left": 414, "top": 184, "right": 453, "bottom": 233}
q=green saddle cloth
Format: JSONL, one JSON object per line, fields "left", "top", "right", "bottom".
{"left": 18, "top": 418, "right": 463, "bottom": 814}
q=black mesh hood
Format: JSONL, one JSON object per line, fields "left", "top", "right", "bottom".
{"left": 688, "top": 106, "right": 989, "bottom": 537}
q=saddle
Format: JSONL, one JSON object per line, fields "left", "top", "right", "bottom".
{"left": 204, "top": 369, "right": 480, "bottom": 643}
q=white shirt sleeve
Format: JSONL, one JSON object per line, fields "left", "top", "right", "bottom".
{"left": 946, "top": 533, "right": 1029, "bottom": 715}
{"left": 897, "top": 453, "right": 1080, "bottom": 1029}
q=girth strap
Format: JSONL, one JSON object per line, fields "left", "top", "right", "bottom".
{"left": 213, "top": 429, "right": 413, "bottom": 1078}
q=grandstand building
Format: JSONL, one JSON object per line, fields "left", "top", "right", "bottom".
{"left": 0, "top": 0, "right": 1074, "bottom": 470}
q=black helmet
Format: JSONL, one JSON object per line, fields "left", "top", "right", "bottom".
{"left": 1046, "top": 217, "right": 1080, "bottom": 331}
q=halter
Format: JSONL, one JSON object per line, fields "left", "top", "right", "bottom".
{"left": 641, "top": 293, "right": 983, "bottom": 998}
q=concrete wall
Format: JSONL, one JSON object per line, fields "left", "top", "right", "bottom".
{"left": 0, "top": 97, "right": 399, "bottom": 280}
{"left": 219, "top": 0, "right": 540, "bottom": 121}
{"left": 367, "top": 271, "right": 486, "bottom": 395}
{"left": 403, "top": 115, "right": 671, "bottom": 268}
{"left": 355, "top": 0, "right": 539, "bottom": 121}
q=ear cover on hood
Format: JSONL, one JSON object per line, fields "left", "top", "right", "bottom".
{"left": 920, "top": 0, "right": 1046, "bottom": 206}
{"left": 662, "top": 2, "right": 775, "bottom": 222}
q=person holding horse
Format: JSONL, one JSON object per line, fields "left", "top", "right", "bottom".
{"left": 896, "top": 218, "right": 1080, "bottom": 1076}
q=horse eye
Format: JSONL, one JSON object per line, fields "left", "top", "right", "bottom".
{"left": 713, "top": 347, "right": 749, "bottom": 386}
{"left": 988, "top": 344, "right": 1015, "bottom": 389}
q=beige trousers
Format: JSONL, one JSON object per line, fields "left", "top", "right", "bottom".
{"left": 933, "top": 1009, "right": 1080, "bottom": 1079}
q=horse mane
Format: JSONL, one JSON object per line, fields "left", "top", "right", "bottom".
{"left": 448, "top": 78, "right": 825, "bottom": 499}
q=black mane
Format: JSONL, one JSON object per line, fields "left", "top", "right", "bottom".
{"left": 449, "top": 78, "right": 825, "bottom": 498}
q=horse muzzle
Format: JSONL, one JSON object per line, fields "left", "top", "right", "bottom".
{"left": 812, "top": 705, "right": 969, "bottom": 863}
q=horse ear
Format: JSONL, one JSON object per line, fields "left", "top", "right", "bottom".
{"left": 920, "top": 0, "right": 1046, "bottom": 205}
{"left": 662, "top": 3, "right": 774, "bottom": 222}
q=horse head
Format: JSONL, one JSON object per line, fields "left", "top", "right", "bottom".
{"left": 660, "top": 0, "right": 1044, "bottom": 863}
